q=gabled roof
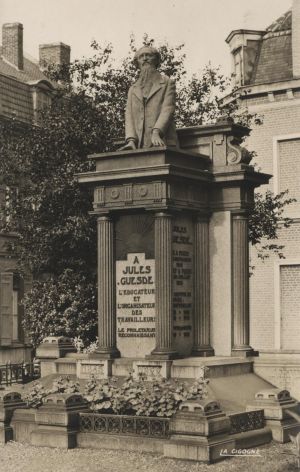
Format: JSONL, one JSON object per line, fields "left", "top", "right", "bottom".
{"left": 0, "top": 46, "right": 55, "bottom": 123}
{"left": 0, "top": 46, "right": 49, "bottom": 83}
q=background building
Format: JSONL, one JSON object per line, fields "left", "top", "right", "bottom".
{"left": 225, "top": 0, "right": 300, "bottom": 397}
{"left": 0, "top": 22, "right": 70, "bottom": 362}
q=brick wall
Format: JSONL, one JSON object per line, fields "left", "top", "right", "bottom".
{"left": 280, "top": 264, "right": 300, "bottom": 349}
{"left": 278, "top": 138, "right": 300, "bottom": 214}
{"left": 246, "top": 97, "right": 300, "bottom": 351}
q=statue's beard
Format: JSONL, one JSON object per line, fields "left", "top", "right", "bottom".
{"left": 139, "top": 63, "right": 156, "bottom": 90}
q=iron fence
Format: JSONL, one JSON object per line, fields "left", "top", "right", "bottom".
{"left": 229, "top": 409, "right": 265, "bottom": 434}
{"left": 79, "top": 412, "right": 170, "bottom": 439}
{"left": 0, "top": 361, "right": 40, "bottom": 386}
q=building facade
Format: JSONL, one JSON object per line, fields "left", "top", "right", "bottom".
{"left": 0, "top": 22, "right": 70, "bottom": 362}
{"left": 225, "top": 0, "right": 300, "bottom": 397}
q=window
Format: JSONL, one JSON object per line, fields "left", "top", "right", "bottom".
{"left": 274, "top": 260, "right": 300, "bottom": 350}
{"left": 273, "top": 134, "right": 300, "bottom": 218}
{"left": 233, "top": 48, "right": 243, "bottom": 86}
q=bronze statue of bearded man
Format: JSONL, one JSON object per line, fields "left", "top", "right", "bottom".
{"left": 121, "top": 46, "right": 178, "bottom": 150}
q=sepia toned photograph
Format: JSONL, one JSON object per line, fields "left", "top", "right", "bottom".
{"left": 0, "top": 0, "right": 299, "bottom": 470}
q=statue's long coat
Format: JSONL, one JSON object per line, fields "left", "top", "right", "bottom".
{"left": 125, "top": 71, "right": 178, "bottom": 148}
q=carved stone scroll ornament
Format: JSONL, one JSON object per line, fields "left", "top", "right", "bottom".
{"left": 227, "top": 135, "right": 252, "bottom": 165}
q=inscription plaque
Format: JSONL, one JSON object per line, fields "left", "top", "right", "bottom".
{"left": 172, "top": 217, "right": 194, "bottom": 355}
{"left": 116, "top": 253, "right": 156, "bottom": 357}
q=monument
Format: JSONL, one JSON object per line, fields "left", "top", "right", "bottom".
{"left": 20, "top": 45, "right": 300, "bottom": 466}
{"left": 77, "top": 46, "right": 271, "bottom": 364}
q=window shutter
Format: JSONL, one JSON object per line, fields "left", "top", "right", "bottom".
{"left": 0, "top": 272, "right": 13, "bottom": 345}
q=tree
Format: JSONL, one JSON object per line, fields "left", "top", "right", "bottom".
{"left": 0, "top": 34, "right": 293, "bottom": 346}
{"left": 249, "top": 190, "right": 295, "bottom": 262}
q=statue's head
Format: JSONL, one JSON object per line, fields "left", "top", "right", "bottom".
{"left": 134, "top": 46, "right": 160, "bottom": 69}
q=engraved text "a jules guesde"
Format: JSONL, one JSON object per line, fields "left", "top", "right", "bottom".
{"left": 120, "top": 255, "right": 153, "bottom": 285}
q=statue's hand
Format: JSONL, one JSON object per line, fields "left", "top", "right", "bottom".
{"left": 119, "top": 139, "right": 137, "bottom": 151}
{"left": 151, "top": 129, "right": 165, "bottom": 147}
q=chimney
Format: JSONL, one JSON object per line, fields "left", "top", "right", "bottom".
{"left": 2, "top": 23, "right": 23, "bottom": 70}
{"left": 292, "top": 0, "right": 300, "bottom": 77}
{"left": 39, "top": 42, "right": 70, "bottom": 69}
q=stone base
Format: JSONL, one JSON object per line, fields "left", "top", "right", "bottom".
{"left": 40, "top": 359, "right": 57, "bottom": 377}
{"left": 11, "top": 408, "right": 36, "bottom": 443}
{"left": 89, "top": 348, "right": 120, "bottom": 360}
{"left": 232, "top": 427, "right": 272, "bottom": 449}
{"left": 0, "top": 424, "right": 13, "bottom": 443}
{"left": 36, "top": 336, "right": 76, "bottom": 359}
{"left": 147, "top": 349, "right": 179, "bottom": 360}
{"left": 265, "top": 419, "right": 300, "bottom": 443}
{"left": 231, "top": 348, "right": 258, "bottom": 358}
{"left": 171, "top": 356, "right": 253, "bottom": 379}
{"left": 254, "top": 352, "right": 300, "bottom": 400}
{"left": 31, "top": 427, "right": 77, "bottom": 448}
{"left": 132, "top": 360, "right": 172, "bottom": 379}
{"left": 246, "top": 387, "right": 300, "bottom": 443}
{"left": 164, "top": 434, "right": 235, "bottom": 463}
{"left": 77, "top": 432, "right": 166, "bottom": 453}
{"left": 0, "top": 344, "right": 32, "bottom": 363}
{"left": 191, "top": 347, "right": 215, "bottom": 357}
{"left": 77, "top": 359, "right": 112, "bottom": 379}
{"left": 55, "top": 358, "right": 77, "bottom": 375}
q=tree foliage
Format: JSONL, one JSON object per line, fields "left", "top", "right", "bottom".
{"left": 249, "top": 190, "right": 296, "bottom": 260}
{"left": 22, "top": 269, "right": 97, "bottom": 347}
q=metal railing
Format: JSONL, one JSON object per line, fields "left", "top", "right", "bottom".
{"left": 0, "top": 361, "right": 40, "bottom": 386}
{"left": 79, "top": 412, "right": 170, "bottom": 439}
{"left": 229, "top": 409, "right": 265, "bottom": 434}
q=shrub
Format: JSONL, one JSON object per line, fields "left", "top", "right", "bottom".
{"left": 22, "top": 369, "right": 209, "bottom": 418}
{"left": 83, "top": 368, "right": 209, "bottom": 417}
{"left": 23, "top": 376, "right": 80, "bottom": 408}
{"left": 22, "top": 269, "right": 97, "bottom": 348}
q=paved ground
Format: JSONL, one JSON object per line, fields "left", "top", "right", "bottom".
{"left": 0, "top": 441, "right": 298, "bottom": 472}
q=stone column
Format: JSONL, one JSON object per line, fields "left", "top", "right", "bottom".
{"left": 150, "top": 212, "right": 178, "bottom": 359}
{"left": 192, "top": 215, "right": 214, "bottom": 356}
{"left": 231, "top": 213, "right": 253, "bottom": 356}
{"left": 96, "top": 215, "right": 120, "bottom": 358}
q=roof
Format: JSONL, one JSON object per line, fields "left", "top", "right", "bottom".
{"left": 266, "top": 9, "right": 292, "bottom": 32}
{"left": 0, "top": 73, "right": 34, "bottom": 122}
{"left": 0, "top": 46, "right": 49, "bottom": 83}
{"left": 251, "top": 9, "right": 293, "bottom": 85}
{"left": 252, "top": 31, "right": 293, "bottom": 84}
{"left": 0, "top": 47, "right": 55, "bottom": 124}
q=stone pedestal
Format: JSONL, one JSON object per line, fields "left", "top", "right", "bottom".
{"left": 0, "top": 391, "right": 25, "bottom": 443}
{"left": 247, "top": 388, "right": 300, "bottom": 442}
{"left": 31, "top": 393, "right": 89, "bottom": 449}
{"left": 164, "top": 399, "right": 234, "bottom": 463}
{"left": 78, "top": 121, "right": 270, "bottom": 360}
{"left": 36, "top": 336, "right": 76, "bottom": 359}
{"left": 11, "top": 408, "right": 36, "bottom": 443}
{"left": 37, "top": 336, "right": 77, "bottom": 377}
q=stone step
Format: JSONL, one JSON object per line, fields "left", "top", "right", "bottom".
{"left": 51, "top": 356, "right": 255, "bottom": 379}
{"left": 171, "top": 356, "right": 253, "bottom": 379}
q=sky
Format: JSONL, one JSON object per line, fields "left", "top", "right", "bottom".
{"left": 0, "top": 0, "right": 292, "bottom": 77}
